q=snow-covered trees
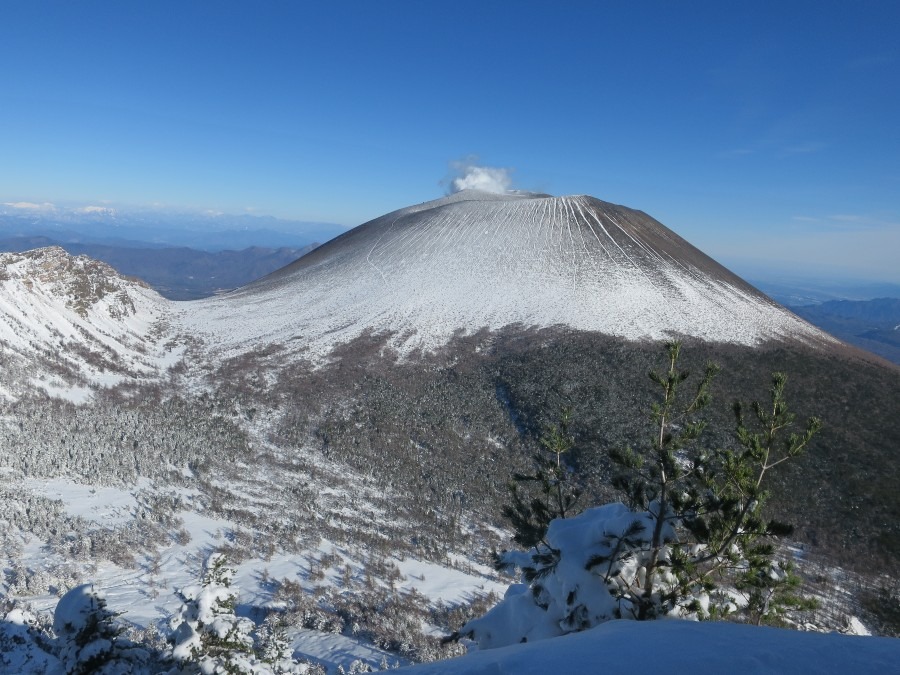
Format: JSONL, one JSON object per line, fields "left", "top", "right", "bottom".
{"left": 1, "top": 600, "right": 58, "bottom": 674}
{"left": 53, "top": 583, "right": 151, "bottom": 674}
{"left": 169, "top": 554, "right": 257, "bottom": 671}
{"left": 2, "top": 555, "right": 376, "bottom": 674}
{"left": 455, "top": 342, "right": 821, "bottom": 649}
{"left": 169, "top": 554, "right": 321, "bottom": 674}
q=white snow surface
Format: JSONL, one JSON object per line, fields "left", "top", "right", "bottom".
{"left": 0, "top": 247, "right": 176, "bottom": 398}
{"left": 20, "top": 476, "right": 145, "bottom": 525}
{"left": 397, "top": 619, "right": 900, "bottom": 674}
{"left": 179, "top": 191, "right": 835, "bottom": 362}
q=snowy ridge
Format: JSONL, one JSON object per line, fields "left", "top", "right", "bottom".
{"left": 181, "top": 191, "right": 835, "bottom": 362}
{"left": 0, "top": 247, "right": 178, "bottom": 400}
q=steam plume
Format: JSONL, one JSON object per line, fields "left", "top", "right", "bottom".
{"left": 447, "top": 158, "right": 514, "bottom": 194}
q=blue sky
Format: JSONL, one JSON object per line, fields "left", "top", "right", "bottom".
{"left": 2, "top": 1, "right": 898, "bottom": 282}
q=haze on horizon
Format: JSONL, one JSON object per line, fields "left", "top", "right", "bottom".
{"left": 1, "top": 1, "right": 898, "bottom": 283}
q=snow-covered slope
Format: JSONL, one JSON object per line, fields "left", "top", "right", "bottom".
{"left": 398, "top": 619, "right": 900, "bottom": 674}
{"left": 0, "top": 247, "right": 178, "bottom": 400}
{"left": 180, "top": 190, "right": 834, "bottom": 361}
{"left": 2, "top": 193, "right": 836, "bottom": 386}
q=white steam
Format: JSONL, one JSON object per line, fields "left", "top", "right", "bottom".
{"left": 448, "top": 159, "right": 514, "bottom": 194}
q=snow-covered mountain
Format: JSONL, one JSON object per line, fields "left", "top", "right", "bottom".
{"left": 0, "top": 246, "right": 179, "bottom": 401}
{"left": 180, "top": 190, "right": 834, "bottom": 362}
{"left": 1, "top": 191, "right": 838, "bottom": 393}
{"left": 1, "top": 192, "right": 898, "bottom": 673}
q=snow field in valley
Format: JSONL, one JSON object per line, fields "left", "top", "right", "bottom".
{"left": 3, "top": 455, "right": 508, "bottom": 672}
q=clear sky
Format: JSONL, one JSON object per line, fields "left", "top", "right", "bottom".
{"left": 2, "top": 1, "right": 898, "bottom": 282}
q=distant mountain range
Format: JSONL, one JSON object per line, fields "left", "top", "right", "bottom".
{"left": 0, "top": 236, "right": 318, "bottom": 300}
{"left": 0, "top": 203, "right": 351, "bottom": 299}
{"left": 750, "top": 277, "right": 900, "bottom": 306}
{"left": 743, "top": 276, "right": 900, "bottom": 365}
{"left": 0, "top": 202, "right": 348, "bottom": 251}
{"left": 787, "top": 298, "right": 900, "bottom": 365}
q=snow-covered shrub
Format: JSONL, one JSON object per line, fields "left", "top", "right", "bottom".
{"left": 336, "top": 661, "right": 375, "bottom": 674}
{"left": 271, "top": 578, "right": 343, "bottom": 634}
{"left": 169, "top": 554, "right": 315, "bottom": 674}
{"left": 53, "top": 583, "right": 150, "bottom": 674}
{"left": 1, "top": 599, "right": 59, "bottom": 674}
{"left": 269, "top": 570, "right": 453, "bottom": 664}
{"left": 169, "top": 554, "right": 256, "bottom": 671}
{"left": 456, "top": 503, "right": 681, "bottom": 648}
{"left": 333, "top": 587, "right": 441, "bottom": 661}
{"left": 7, "top": 561, "right": 81, "bottom": 597}
{"left": 253, "top": 613, "right": 326, "bottom": 674}
{"left": 253, "top": 614, "right": 292, "bottom": 668}
{"left": 7, "top": 564, "right": 50, "bottom": 595}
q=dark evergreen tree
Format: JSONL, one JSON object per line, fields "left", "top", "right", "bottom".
{"left": 607, "top": 341, "right": 720, "bottom": 619}
{"left": 500, "top": 408, "right": 582, "bottom": 552}
{"left": 606, "top": 344, "right": 820, "bottom": 622}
